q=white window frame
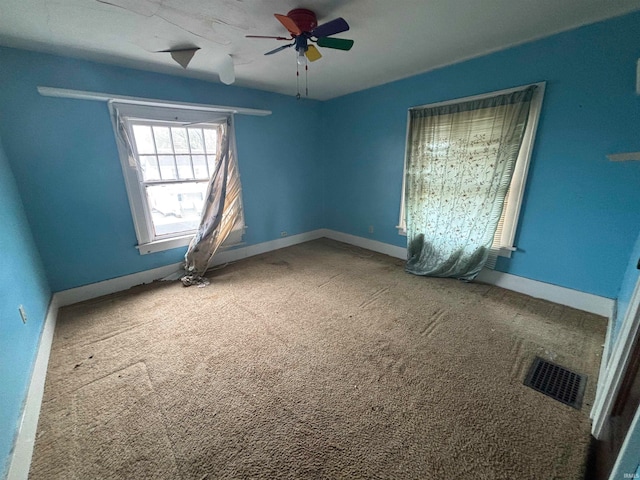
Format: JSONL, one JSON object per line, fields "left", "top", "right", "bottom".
{"left": 109, "top": 102, "right": 244, "bottom": 255}
{"left": 397, "top": 82, "right": 546, "bottom": 258}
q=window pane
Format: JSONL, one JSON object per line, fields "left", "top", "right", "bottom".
{"left": 132, "top": 125, "right": 155, "bottom": 154}
{"left": 146, "top": 182, "right": 208, "bottom": 236}
{"left": 171, "top": 127, "right": 189, "bottom": 154}
{"left": 188, "top": 129, "right": 205, "bottom": 153}
{"left": 192, "top": 155, "right": 208, "bottom": 179}
{"left": 207, "top": 155, "right": 217, "bottom": 174}
{"left": 153, "top": 126, "right": 173, "bottom": 154}
{"left": 204, "top": 129, "right": 217, "bottom": 153}
{"left": 140, "top": 155, "right": 160, "bottom": 181}
{"left": 176, "top": 155, "right": 194, "bottom": 180}
{"left": 158, "top": 155, "right": 177, "bottom": 180}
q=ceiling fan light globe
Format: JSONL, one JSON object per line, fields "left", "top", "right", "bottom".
{"left": 297, "top": 49, "right": 307, "bottom": 66}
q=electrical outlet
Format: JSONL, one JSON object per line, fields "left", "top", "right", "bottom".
{"left": 18, "top": 305, "right": 27, "bottom": 324}
{"left": 280, "top": 231, "right": 288, "bottom": 237}
{"left": 368, "top": 225, "right": 374, "bottom": 234}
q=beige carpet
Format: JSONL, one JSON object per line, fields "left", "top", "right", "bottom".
{"left": 30, "top": 239, "right": 606, "bottom": 479}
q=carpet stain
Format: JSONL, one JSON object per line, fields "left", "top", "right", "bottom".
{"left": 268, "top": 259, "right": 290, "bottom": 267}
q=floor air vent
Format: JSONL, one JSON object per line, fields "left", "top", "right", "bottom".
{"left": 523, "top": 357, "right": 587, "bottom": 409}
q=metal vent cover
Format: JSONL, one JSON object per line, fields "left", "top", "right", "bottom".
{"left": 523, "top": 357, "right": 587, "bottom": 409}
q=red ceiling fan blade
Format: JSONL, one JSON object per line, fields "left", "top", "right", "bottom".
{"left": 311, "top": 17, "right": 349, "bottom": 38}
{"left": 274, "top": 13, "right": 302, "bottom": 36}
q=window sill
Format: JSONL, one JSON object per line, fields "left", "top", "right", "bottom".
{"left": 136, "top": 235, "right": 194, "bottom": 255}
{"left": 493, "top": 246, "right": 516, "bottom": 259}
{"left": 135, "top": 226, "right": 247, "bottom": 255}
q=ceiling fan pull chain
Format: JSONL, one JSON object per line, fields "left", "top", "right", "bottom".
{"left": 296, "top": 62, "right": 301, "bottom": 100}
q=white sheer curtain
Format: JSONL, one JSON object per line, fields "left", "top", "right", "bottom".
{"left": 181, "top": 117, "right": 244, "bottom": 286}
{"left": 405, "top": 86, "right": 535, "bottom": 280}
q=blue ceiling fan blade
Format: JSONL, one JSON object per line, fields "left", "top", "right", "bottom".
{"left": 312, "top": 17, "right": 349, "bottom": 38}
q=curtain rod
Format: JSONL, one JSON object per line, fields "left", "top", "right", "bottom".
{"left": 37, "top": 86, "right": 272, "bottom": 117}
{"left": 409, "top": 81, "right": 545, "bottom": 112}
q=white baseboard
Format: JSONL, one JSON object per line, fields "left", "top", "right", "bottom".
{"left": 56, "top": 227, "right": 614, "bottom": 315}
{"left": 210, "top": 229, "right": 325, "bottom": 266}
{"left": 55, "top": 229, "right": 327, "bottom": 307}
{"left": 476, "top": 269, "right": 614, "bottom": 317}
{"left": 54, "top": 262, "right": 185, "bottom": 307}
{"left": 321, "top": 229, "right": 407, "bottom": 260}
{"left": 322, "top": 229, "right": 614, "bottom": 317}
{"left": 6, "top": 296, "right": 59, "bottom": 480}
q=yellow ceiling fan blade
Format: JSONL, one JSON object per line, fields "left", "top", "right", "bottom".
{"left": 305, "top": 44, "right": 322, "bottom": 62}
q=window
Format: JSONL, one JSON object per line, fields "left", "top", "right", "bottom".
{"left": 110, "top": 103, "right": 244, "bottom": 254}
{"left": 397, "top": 82, "right": 545, "bottom": 263}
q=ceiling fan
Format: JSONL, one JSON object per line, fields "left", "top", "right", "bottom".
{"left": 247, "top": 8, "right": 354, "bottom": 66}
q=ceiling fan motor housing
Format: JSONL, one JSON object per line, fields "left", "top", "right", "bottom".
{"left": 287, "top": 9, "right": 317, "bottom": 33}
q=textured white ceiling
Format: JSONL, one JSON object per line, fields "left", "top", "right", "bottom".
{"left": 0, "top": 0, "right": 639, "bottom": 100}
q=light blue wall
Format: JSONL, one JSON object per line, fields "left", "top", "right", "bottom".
{"left": 0, "top": 139, "right": 51, "bottom": 477}
{"left": 1, "top": 10, "right": 640, "bottom": 477}
{"left": 3, "top": 13, "right": 639, "bottom": 298}
{"left": 0, "top": 47, "right": 324, "bottom": 292}
{"left": 321, "top": 12, "right": 640, "bottom": 299}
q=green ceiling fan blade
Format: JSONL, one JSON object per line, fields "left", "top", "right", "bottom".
{"left": 316, "top": 37, "right": 354, "bottom": 51}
